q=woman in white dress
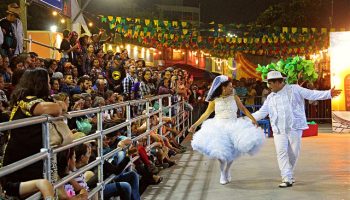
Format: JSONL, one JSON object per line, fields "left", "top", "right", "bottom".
{"left": 189, "top": 75, "right": 265, "bottom": 185}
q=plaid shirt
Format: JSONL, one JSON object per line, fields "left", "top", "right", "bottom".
{"left": 139, "top": 81, "right": 155, "bottom": 98}
{"left": 122, "top": 73, "right": 135, "bottom": 96}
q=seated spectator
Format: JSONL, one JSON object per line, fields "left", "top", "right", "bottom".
{"left": 50, "top": 78, "right": 60, "bottom": 95}
{"left": 70, "top": 76, "right": 92, "bottom": 95}
{"left": 56, "top": 149, "right": 89, "bottom": 200}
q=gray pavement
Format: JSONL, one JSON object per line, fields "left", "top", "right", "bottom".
{"left": 142, "top": 133, "right": 350, "bottom": 200}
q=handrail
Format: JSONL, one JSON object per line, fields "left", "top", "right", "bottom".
{"left": 23, "top": 38, "right": 59, "bottom": 51}
{"left": 0, "top": 94, "right": 191, "bottom": 200}
{"left": 52, "top": 132, "right": 100, "bottom": 154}
{"left": 0, "top": 151, "right": 48, "bottom": 178}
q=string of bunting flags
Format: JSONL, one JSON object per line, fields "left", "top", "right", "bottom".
{"left": 99, "top": 15, "right": 348, "bottom": 58}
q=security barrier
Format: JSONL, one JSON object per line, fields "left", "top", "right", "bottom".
{"left": 0, "top": 94, "right": 192, "bottom": 200}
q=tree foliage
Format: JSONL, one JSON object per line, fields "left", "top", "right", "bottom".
{"left": 255, "top": 0, "right": 330, "bottom": 27}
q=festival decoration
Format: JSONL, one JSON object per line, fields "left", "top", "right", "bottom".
{"left": 100, "top": 15, "right": 348, "bottom": 58}
{"left": 256, "top": 56, "right": 318, "bottom": 84}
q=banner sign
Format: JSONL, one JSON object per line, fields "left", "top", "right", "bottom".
{"left": 40, "top": 0, "right": 63, "bottom": 10}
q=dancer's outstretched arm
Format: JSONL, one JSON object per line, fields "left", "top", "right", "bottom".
{"left": 234, "top": 95, "right": 258, "bottom": 126}
{"left": 189, "top": 101, "right": 215, "bottom": 132}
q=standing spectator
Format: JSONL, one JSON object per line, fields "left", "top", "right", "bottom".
{"left": 0, "top": 3, "right": 23, "bottom": 57}
{"left": 139, "top": 69, "right": 156, "bottom": 99}
{"left": 122, "top": 64, "right": 136, "bottom": 100}
{"left": 246, "top": 84, "right": 257, "bottom": 106}
{"left": 82, "top": 44, "right": 94, "bottom": 76}
{"left": 60, "top": 30, "right": 78, "bottom": 63}
{"left": 106, "top": 55, "right": 125, "bottom": 93}
{"left": 2, "top": 68, "right": 66, "bottom": 188}
{"left": 90, "top": 58, "right": 104, "bottom": 83}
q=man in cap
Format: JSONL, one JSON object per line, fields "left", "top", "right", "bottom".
{"left": 0, "top": 3, "right": 23, "bottom": 57}
{"left": 252, "top": 71, "right": 341, "bottom": 188}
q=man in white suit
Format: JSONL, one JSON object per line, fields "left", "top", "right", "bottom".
{"left": 252, "top": 71, "right": 341, "bottom": 188}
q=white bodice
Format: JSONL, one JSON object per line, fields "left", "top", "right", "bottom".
{"left": 214, "top": 95, "right": 238, "bottom": 119}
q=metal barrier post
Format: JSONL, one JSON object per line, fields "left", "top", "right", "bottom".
{"left": 41, "top": 120, "right": 51, "bottom": 183}
{"left": 158, "top": 96, "right": 163, "bottom": 136}
{"left": 176, "top": 100, "right": 180, "bottom": 132}
{"left": 96, "top": 111, "right": 104, "bottom": 200}
{"left": 182, "top": 101, "right": 186, "bottom": 138}
{"left": 146, "top": 100, "right": 151, "bottom": 146}
{"left": 126, "top": 103, "right": 132, "bottom": 138}
{"left": 168, "top": 96, "right": 173, "bottom": 137}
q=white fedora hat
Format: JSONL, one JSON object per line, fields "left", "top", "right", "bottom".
{"left": 264, "top": 71, "right": 286, "bottom": 82}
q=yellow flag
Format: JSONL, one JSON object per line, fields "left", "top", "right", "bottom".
{"left": 302, "top": 28, "right": 308, "bottom": 33}
{"left": 330, "top": 28, "right": 335, "bottom": 32}
{"left": 126, "top": 18, "right": 132, "bottom": 21}
{"left": 108, "top": 16, "right": 114, "bottom": 22}
{"left": 238, "top": 38, "right": 242, "bottom": 44}
{"left": 243, "top": 38, "right": 248, "bottom": 43}
{"left": 311, "top": 28, "right": 316, "bottom": 32}
{"left": 146, "top": 32, "right": 151, "bottom": 37}
{"left": 145, "top": 19, "right": 150, "bottom": 26}
{"left": 154, "top": 20, "right": 159, "bottom": 27}
{"left": 282, "top": 27, "right": 288, "bottom": 33}
{"left": 209, "top": 21, "right": 215, "bottom": 24}
{"left": 140, "top": 31, "right": 144, "bottom": 37}
{"left": 172, "top": 21, "right": 178, "bottom": 27}
{"left": 182, "top": 29, "right": 188, "bottom": 35}
{"left": 291, "top": 27, "right": 297, "bottom": 33}
{"left": 170, "top": 34, "right": 175, "bottom": 39}
{"left": 181, "top": 21, "right": 187, "bottom": 27}
{"left": 163, "top": 21, "right": 169, "bottom": 27}
{"left": 321, "top": 28, "right": 327, "bottom": 33}
{"left": 135, "top": 18, "right": 140, "bottom": 23}
{"left": 116, "top": 17, "right": 121, "bottom": 23}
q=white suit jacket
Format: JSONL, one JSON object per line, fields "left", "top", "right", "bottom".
{"left": 252, "top": 84, "right": 331, "bottom": 133}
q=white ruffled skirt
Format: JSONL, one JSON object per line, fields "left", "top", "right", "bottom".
{"left": 191, "top": 117, "right": 265, "bottom": 162}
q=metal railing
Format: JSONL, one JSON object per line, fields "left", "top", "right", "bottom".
{"left": 0, "top": 94, "right": 192, "bottom": 200}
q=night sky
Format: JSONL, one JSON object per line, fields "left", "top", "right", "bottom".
{"left": 86, "top": 0, "right": 350, "bottom": 28}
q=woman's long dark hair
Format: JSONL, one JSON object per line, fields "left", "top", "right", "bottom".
{"left": 10, "top": 68, "right": 50, "bottom": 106}
{"left": 57, "top": 148, "right": 74, "bottom": 178}
{"left": 208, "top": 80, "right": 231, "bottom": 101}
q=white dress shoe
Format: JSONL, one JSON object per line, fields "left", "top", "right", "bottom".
{"left": 220, "top": 173, "right": 228, "bottom": 185}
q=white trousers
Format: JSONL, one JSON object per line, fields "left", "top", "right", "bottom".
{"left": 273, "top": 130, "right": 303, "bottom": 180}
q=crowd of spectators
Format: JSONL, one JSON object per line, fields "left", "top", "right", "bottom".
{"left": 0, "top": 17, "right": 197, "bottom": 198}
